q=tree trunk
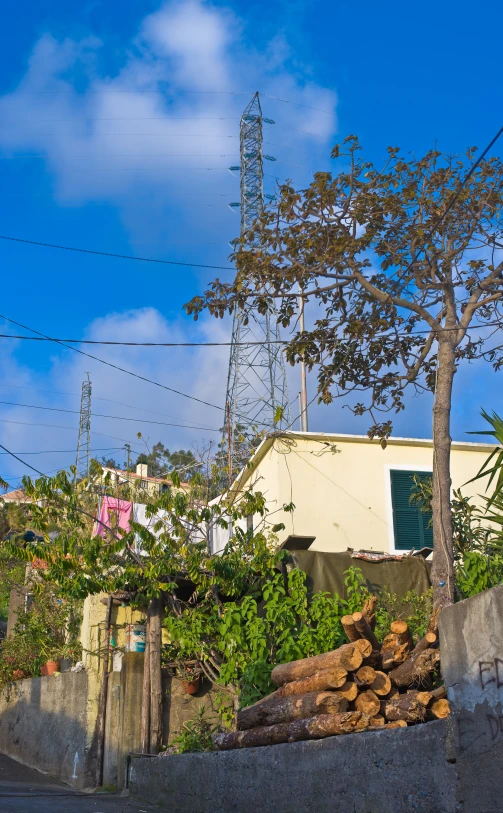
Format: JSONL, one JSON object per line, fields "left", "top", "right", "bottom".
{"left": 148, "top": 597, "right": 163, "bottom": 753}
{"left": 213, "top": 712, "right": 369, "bottom": 750}
{"left": 431, "top": 337, "right": 457, "bottom": 608}
{"left": 237, "top": 691, "right": 348, "bottom": 730}
{"left": 140, "top": 614, "right": 150, "bottom": 754}
{"left": 94, "top": 595, "right": 112, "bottom": 787}
{"left": 270, "top": 643, "right": 361, "bottom": 686}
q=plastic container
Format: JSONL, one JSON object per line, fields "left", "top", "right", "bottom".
{"left": 125, "top": 624, "right": 146, "bottom": 653}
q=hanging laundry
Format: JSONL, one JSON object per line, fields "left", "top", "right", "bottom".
{"left": 93, "top": 496, "right": 132, "bottom": 538}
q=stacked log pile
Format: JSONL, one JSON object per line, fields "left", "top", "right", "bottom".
{"left": 213, "top": 601, "right": 449, "bottom": 751}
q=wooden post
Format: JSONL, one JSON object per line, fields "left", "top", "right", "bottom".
{"left": 94, "top": 595, "right": 113, "bottom": 787}
{"left": 140, "top": 613, "right": 151, "bottom": 754}
{"left": 148, "top": 597, "right": 163, "bottom": 753}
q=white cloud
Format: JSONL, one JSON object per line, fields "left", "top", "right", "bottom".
{"left": 0, "top": 307, "right": 232, "bottom": 486}
{"left": 0, "top": 0, "right": 337, "bottom": 235}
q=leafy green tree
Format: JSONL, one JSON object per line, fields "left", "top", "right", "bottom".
{"left": 186, "top": 138, "right": 503, "bottom": 609}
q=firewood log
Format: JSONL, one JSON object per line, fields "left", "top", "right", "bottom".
{"left": 355, "top": 666, "right": 377, "bottom": 687}
{"left": 384, "top": 692, "right": 427, "bottom": 723}
{"left": 334, "top": 680, "right": 358, "bottom": 702}
{"left": 271, "top": 644, "right": 361, "bottom": 686}
{"left": 369, "top": 715, "right": 385, "bottom": 727}
{"left": 427, "top": 699, "right": 450, "bottom": 720}
{"left": 381, "top": 642, "right": 409, "bottom": 670}
{"left": 413, "top": 632, "right": 437, "bottom": 654}
{"left": 414, "top": 691, "right": 432, "bottom": 707}
{"left": 389, "top": 620, "right": 413, "bottom": 649}
{"left": 385, "top": 720, "right": 407, "bottom": 729}
{"left": 274, "top": 666, "right": 348, "bottom": 698}
{"left": 237, "top": 691, "right": 349, "bottom": 730}
{"left": 341, "top": 615, "right": 361, "bottom": 642}
{"left": 355, "top": 690, "right": 381, "bottom": 718}
{"left": 353, "top": 638, "right": 373, "bottom": 658}
{"left": 388, "top": 648, "right": 440, "bottom": 689}
{"left": 352, "top": 612, "right": 381, "bottom": 651}
{"left": 430, "top": 684, "right": 447, "bottom": 701}
{"left": 213, "top": 712, "right": 369, "bottom": 750}
{"left": 363, "top": 649, "right": 383, "bottom": 670}
{"left": 362, "top": 596, "right": 377, "bottom": 630}
{"left": 370, "top": 671, "right": 392, "bottom": 697}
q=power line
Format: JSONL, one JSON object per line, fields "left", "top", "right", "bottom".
{"left": 0, "top": 447, "right": 124, "bottom": 455}
{"left": 0, "top": 235, "right": 233, "bottom": 270}
{"left": 0, "top": 313, "right": 226, "bottom": 413}
{"left": 0, "top": 334, "right": 285, "bottom": 346}
{"left": 0, "top": 320, "right": 501, "bottom": 347}
{"left": 0, "top": 383, "right": 215, "bottom": 425}
{"left": 0, "top": 417, "right": 144, "bottom": 450}
{"left": 0, "top": 400, "right": 220, "bottom": 432}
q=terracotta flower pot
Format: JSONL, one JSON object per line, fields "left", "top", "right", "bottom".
{"left": 44, "top": 660, "right": 60, "bottom": 676}
{"left": 182, "top": 675, "right": 201, "bottom": 695}
{"left": 40, "top": 664, "right": 48, "bottom": 676}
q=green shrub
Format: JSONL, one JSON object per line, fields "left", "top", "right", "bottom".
{"left": 172, "top": 706, "right": 217, "bottom": 753}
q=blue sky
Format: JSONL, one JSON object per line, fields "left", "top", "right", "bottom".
{"left": 0, "top": 0, "right": 502, "bottom": 486}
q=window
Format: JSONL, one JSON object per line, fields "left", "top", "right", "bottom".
{"left": 140, "top": 480, "right": 147, "bottom": 489}
{"left": 390, "top": 469, "right": 433, "bottom": 551}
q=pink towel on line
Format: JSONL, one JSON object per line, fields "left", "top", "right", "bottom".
{"left": 93, "top": 496, "right": 132, "bottom": 538}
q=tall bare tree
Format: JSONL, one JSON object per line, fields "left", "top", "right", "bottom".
{"left": 186, "top": 136, "right": 503, "bottom": 608}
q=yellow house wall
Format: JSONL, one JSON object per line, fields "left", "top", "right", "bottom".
{"left": 244, "top": 436, "right": 493, "bottom": 553}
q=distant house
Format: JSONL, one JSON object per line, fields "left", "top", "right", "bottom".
{"left": 210, "top": 431, "right": 493, "bottom": 555}
{"left": 100, "top": 463, "right": 187, "bottom": 497}
{"left": 0, "top": 488, "right": 34, "bottom": 505}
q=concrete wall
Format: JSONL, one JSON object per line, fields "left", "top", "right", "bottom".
{"left": 440, "top": 583, "right": 503, "bottom": 811}
{"left": 129, "top": 721, "right": 456, "bottom": 813}
{"left": 0, "top": 671, "right": 95, "bottom": 788}
{"left": 128, "top": 584, "right": 503, "bottom": 813}
{"left": 240, "top": 433, "right": 492, "bottom": 554}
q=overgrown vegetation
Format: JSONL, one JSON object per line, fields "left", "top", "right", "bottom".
{"left": 0, "top": 581, "right": 82, "bottom": 686}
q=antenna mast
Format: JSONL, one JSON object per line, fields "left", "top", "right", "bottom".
{"left": 225, "top": 92, "right": 290, "bottom": 478}
{"left": 75, "top": 372, "right": 92, "bottom": 482}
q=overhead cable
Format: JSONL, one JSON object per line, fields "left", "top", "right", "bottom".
{"left": 0, "top": 313, "right": 226, "bottom": 412}
{"left": 0, "top": 400, "right": 219, "bottom": 432}
{"left": 0, "top": 235, "right": 233, "bottom": 270}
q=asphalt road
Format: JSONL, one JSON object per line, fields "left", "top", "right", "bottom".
{"left": 0, "top": 754, "right": 159, "bottom": 813}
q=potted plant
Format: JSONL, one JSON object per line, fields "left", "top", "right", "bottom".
{"left": 179, "top": 660, "right": 203, "bottom": 695}
{"left": 40, "top": 644, "right": 61, "bottom": 676}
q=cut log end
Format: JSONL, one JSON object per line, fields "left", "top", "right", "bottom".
{"left": 355, "top": 666, "right": 377, "bottom": 686}
{"left": 355, "top": 690, "right": 380, "bottom": 718}
{"left": 370, "top": 671, "right": 392, "bottom": 697}
{"left": 428, "top": 699, "right": 450, "bottom": 719}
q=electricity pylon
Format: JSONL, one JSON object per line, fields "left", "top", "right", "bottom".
{"left": 74, "top": 373, "right": 92, "bottom": 482}
{"left": 225, "top": 92, "right": 290, "bottom": 480}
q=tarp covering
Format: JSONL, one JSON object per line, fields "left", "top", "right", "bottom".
{"left": 286, "top": 550, "right": 431, "bottom": 599}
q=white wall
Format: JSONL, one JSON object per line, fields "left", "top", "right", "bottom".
{"left": 241, "top": 435, "right": 492, "bottom": 554}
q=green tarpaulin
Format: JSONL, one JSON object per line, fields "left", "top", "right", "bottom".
{"left": 286, "top": 550, "right": 431, "bottom": 599}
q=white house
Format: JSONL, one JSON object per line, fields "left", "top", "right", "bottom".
{"left": 210, "top": 432, "right": 494, "bottom": 555}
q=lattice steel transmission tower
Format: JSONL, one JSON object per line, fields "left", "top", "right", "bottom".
{"left": 225, "top": 92, "right": 290, "bottom": 478}
{"left": 74, "top": 373, "right": 92, "bottom": 482}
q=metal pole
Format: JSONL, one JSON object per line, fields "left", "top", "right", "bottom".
{"left": 299, "top": 292, "right": 308, "bottom": 432}
{"left": 226, "top": 401, "right": 232, "bottom": 488}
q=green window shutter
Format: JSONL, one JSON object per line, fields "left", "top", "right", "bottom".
{"left": 390, "top": 470, "right": 433, "bottom": 551}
